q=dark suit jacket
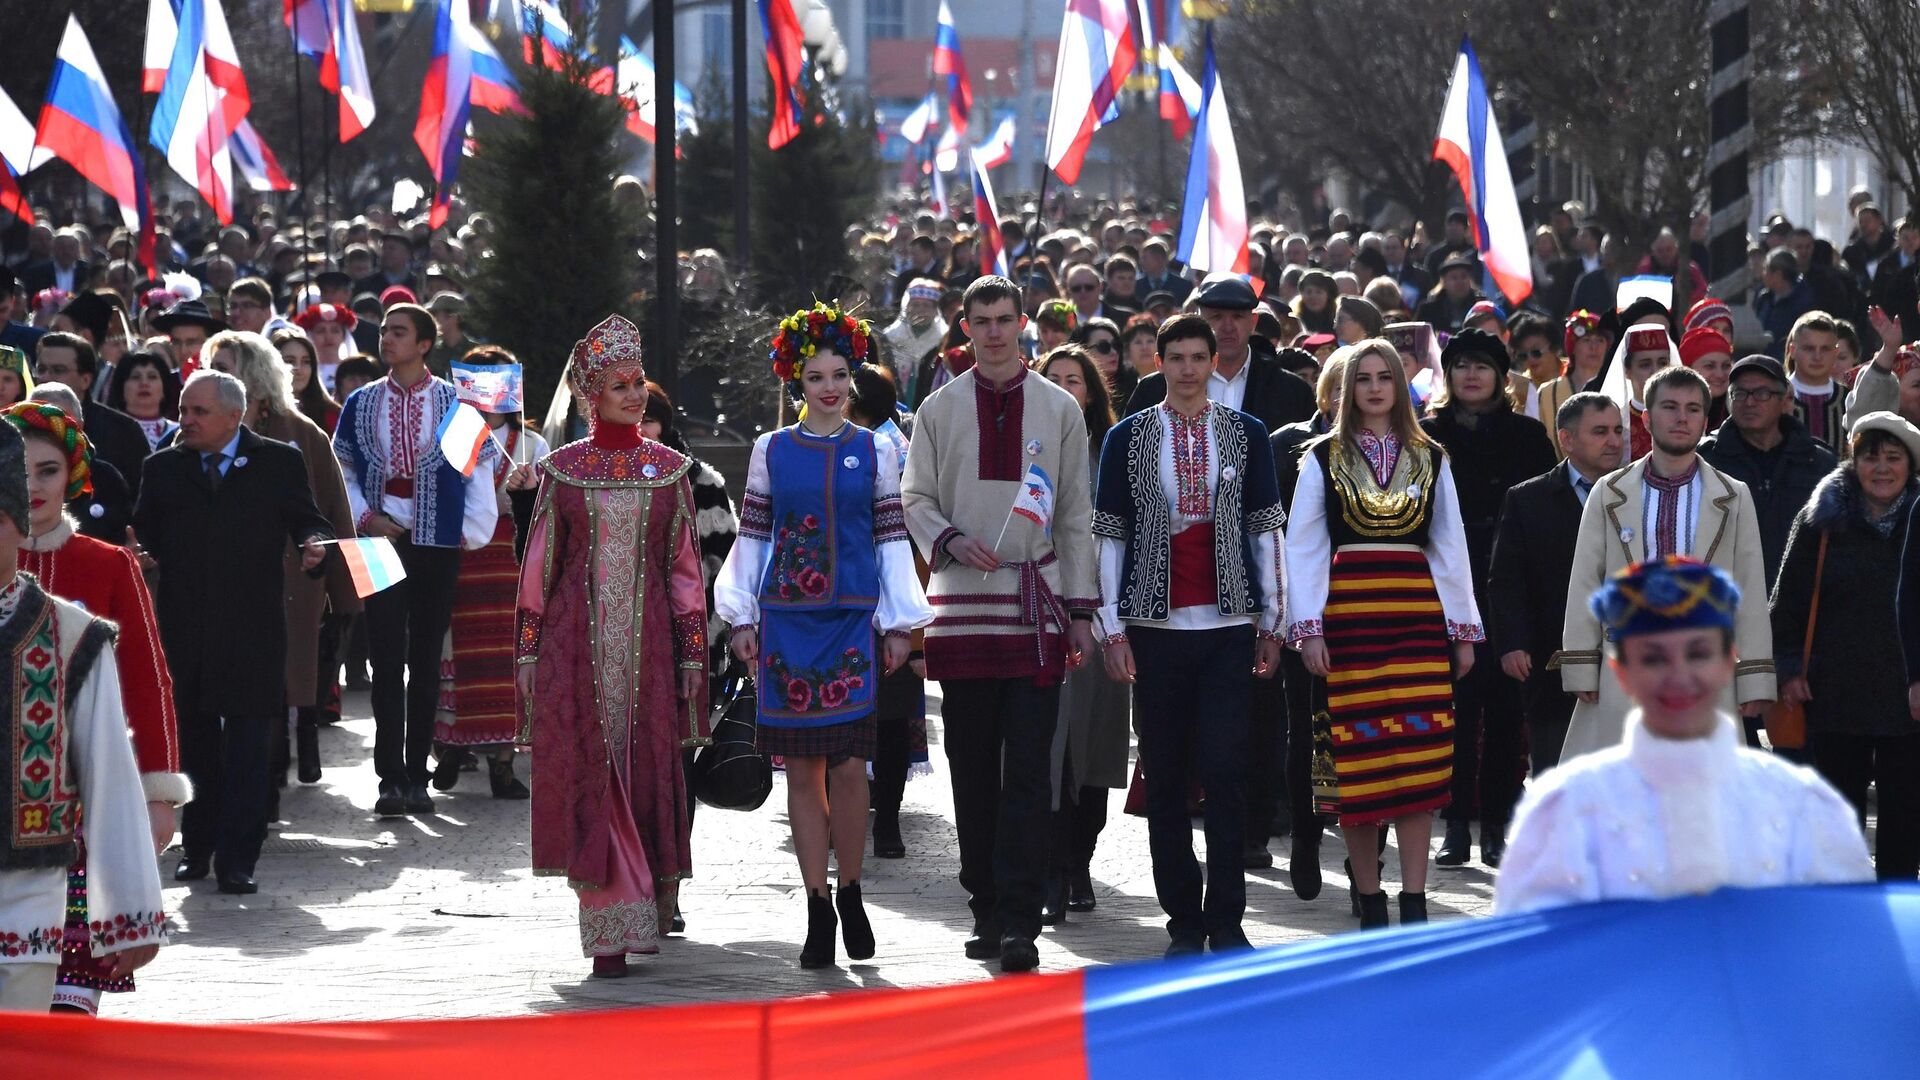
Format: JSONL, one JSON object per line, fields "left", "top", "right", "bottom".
{"left": 1488, "top": 463, "right": 1585, "bottom": 665}
{"left": 1569, "top": 267, "right": 1616, "bottom": 316}
{"left": 70, "top": 458, "right": 132, "bottom": 544}
{"left": 353, "top": 270, "right": 417, "bottom": 298}
{"left": 1135, "top": 274, "right": 1193, "bottom": 307}
{"left": 18, "top": 259, "right": 91, "bottom": 294}
{"left": 1123, "top": 342, "right": 1316, "bottom": 432}
{"left": 1270, "top": 413, "right": 1330, "bottom": 514}
{"left": 81, "top": 398, "right": 150, "bottom": 500}
{"left": 135, "top": 426, "right": 336, "bottom": 716}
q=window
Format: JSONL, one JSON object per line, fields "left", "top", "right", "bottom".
{"left": 869, "top": 0, "right": 908, "bottom": 39}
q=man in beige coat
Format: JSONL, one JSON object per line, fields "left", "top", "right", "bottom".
{"left": 1553, "top": 366, "right": 1776, "bottom": 759}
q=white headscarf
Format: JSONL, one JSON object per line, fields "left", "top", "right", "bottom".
{"left": 1600, "top": 321, "right": 1681, "bottom": 415}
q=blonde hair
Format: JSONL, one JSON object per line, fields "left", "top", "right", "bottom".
{"left": 1323, "top": 338, "right": 1437, "bottom": 454}
{"left": 1314, "top": 351, "right": 1349, "bottom": 416}
{"left": 205, "top": 329, "right": 295, "bottom": 419}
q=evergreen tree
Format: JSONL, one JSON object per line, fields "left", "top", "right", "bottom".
{"left": 464, "top": 55, "right": 644, "bottom": 416}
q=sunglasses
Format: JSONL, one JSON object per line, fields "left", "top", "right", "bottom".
{"left": 1069, "top": 283, "right": 1100, "bottom": 293}
{"left": 1087, "top": 340, "right": 1116, "bottom": 354}
{"left": 1517, "top": 346, "right": 1553, "bottom": 360}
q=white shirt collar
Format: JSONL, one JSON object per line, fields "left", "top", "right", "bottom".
{"left": 1790, "top": 373, "right": 1835, "bottom": 397}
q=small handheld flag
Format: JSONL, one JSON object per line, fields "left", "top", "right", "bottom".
{"left": 449, "top": 360, "right": 524, "bottom": 413}
{"left": 436, "top": 401, "right": 493, "bottom": 477}
{"left": 1010, "top": 464, "right": 1055, "bottom": 532}
{"left": 330, "top": 537, "right": 408, "bottom": 597}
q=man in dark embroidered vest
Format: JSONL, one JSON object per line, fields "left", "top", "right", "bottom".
{"left": 332, "top": 303, "right": 499, "bottom": 818}
{"left": 902, "top": 275, "right": 1100, "bottom": 973}
{"left": 1093, "top": 314, "right": 1285, "bottom": 957}
{"left": 0, "top": 419, "right": 168, "bottom": 1010}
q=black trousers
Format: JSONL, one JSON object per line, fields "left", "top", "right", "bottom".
{"left": 1132, "top": 624, "right": 1252, "bottom": 942}
{"left": 364, "top": 538, "right": 461, "bottom": 787}
{"left": 1442, "top": 640, "right": 1528, "bottom": 826}
{"left": 940, "top": 674, "right": 1063, "bottom": 941}
{"left": 1247, "top": 668, "right": 1288, "bottom": 846}
{"left": 179, "top": 711, "right": 273, "bottom": 875}
{"left": 1811, "top": 730, "right": 1920, "bottom": 881}
{"left": 1051, "top": 783, "right": 1109, "bottom": 872}
{"left": 1521, "top": 666, "right": 1576, "bottom": 776}
{"left": 1281, "top": 649, "right": 1321, "bottom": 835}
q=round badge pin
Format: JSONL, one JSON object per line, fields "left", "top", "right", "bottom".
{"left": 843, "top": 455, "right": 860, "bottom": 469}
{"left": 233, "top": 456, "right": 248, "bottom": 469}
{"left": 1407, "top": 483, "right": 1421, "bottom": 499}
{"left": 1026, "top": 439, "right": 1042, "bottom": 456}
{"left": 641, "top": 463, "right": 658, "bottom": 479}
{"left": 88, "top": 504, "right": 105, "bottom": 519}
{"left": 1620, "top": 526, "right": 1635, "bottom": 545}
{"left": 1220, "top": 465, "right": 1237, "bottom": 482}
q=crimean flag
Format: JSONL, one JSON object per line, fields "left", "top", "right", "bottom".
{"left": 932, "top": 1, "right": 973, "bottom": 134}
{"left": 436, "top": 401, "right": 493, "bottom": 477}
{"left": 758, "top": 0, "right": 806, "bottom": 150}
{"left": 1432, "top": 37, "right": 1531, "bottom": 305}
{"left": 34, "top": 16, "right": 157, "bottom": 273}
{"left": 1042, "top": 0, "right": 1137, "bottom": 185}
{"left": 1175, "top": 25, "right": 1248, "bottom": 279}
{"left": 286, "top": 0, "right": 378, "bottom": 140}
{"left": 898, "top": 92, "right": 938, "bottom": 146}
{"left": 968, "top": 145, "right": 1009, "bottom": 277}
{"left": 975, "top": 114, "right": 1016, "bottom": 169}
{"left": 229, "top": 119, "right": 293, "bottom": 192}
{"left": 148, "top": 0, "right": 254, "bottom": 225}
{"left": 1010, "top": 463, "right": 1054, "bottom": 532}
{"left": 0, "top": 87, "right": 33, "bottom": 224}
{"left": 333, "top": 537, "right": 408, "bottom": 597}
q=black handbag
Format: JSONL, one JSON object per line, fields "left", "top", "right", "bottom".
{"left": 691, "top": 663, "right": 773, "bottom": 811}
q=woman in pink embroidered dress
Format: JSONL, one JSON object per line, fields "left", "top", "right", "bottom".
{"left": 513, "top": 315, "right": 710, "bottom": 980}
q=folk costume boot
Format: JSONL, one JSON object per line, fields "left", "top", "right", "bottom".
{"left": 1436, "top": 819, "right": 1473, "bottom": 866}
{"left": 837, "top": 881, "right": 876, "bottom": 961}
{"left": 591, "top": 954, "right": 629, "bottom": 979}
{"left": 296, "top": 715, "right": 322, "bottom": 784}
{"left": 1398, "top": 891, "right": 1428, "bottom": 924}
{"left": 800, "top": 886, "right": 838, "bottom": 969}
{"left": 489, "top": 756, "right": 530, "bottom": 800}
{"left": 1357, "top": 890, "right": 1390, "bottom": 930}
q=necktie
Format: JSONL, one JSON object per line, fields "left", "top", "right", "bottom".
{"left": 205, "top": 451, "right": 227, "bottom": 492}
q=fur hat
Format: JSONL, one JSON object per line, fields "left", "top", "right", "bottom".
{"left": 0, "top": 419, "right": 26, "bottom": 536}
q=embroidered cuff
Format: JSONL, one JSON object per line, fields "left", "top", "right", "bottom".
{"left": 872, "top": 496, "right": 909, "bottom": 544}
{"left": 739, "top": 490, "right": 773, "bottom": 541}
{"left": 934, "top": 526, "right": 961, "bottom": 566}
{"left": 356, "top": 509, "right": 378, "bottom": 533}
{"left": 515, "top": 608, "right": 544, "bottom": 662}
{"left": 672, "top": 611, "right": 708, "bottom": 668}
{"left": 1101, "top": 631, "right": 1128, "bottom": 647}
{"left": 1065, "top": 596, "right": 1101, "bottom": 613}
{"left": 1091, "top": 509, "right": 1126, "bottom": 539}
{"left": 884, "top": 629, "right": 912, "bottom": 640}
{"left": 1285, "top": 619, "right": 1323, "bottom": 646}
{"left": 90, "top": 910, "right": 168, "bottom": 951}
{"left": 1447, "top": 620, "right": 1487, "bottom": 643}
{"left": 1256, "top": 626, "right": 1281, "bottom": 643}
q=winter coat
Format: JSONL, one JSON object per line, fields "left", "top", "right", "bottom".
{"left": 1699, "top": 416, "right": 1838, "bottom": 590}
{"left": 1420, "top": 404, "right": 1559, "bottom": 602}
{"left": 1771, "top": 469, "right": 1918, "bottom": 737}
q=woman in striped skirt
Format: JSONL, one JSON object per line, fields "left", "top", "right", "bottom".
{"left": 1283, "top": 338, "right": 1484, "bottom": 930}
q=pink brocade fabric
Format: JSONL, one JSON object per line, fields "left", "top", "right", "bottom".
{"left": 575, "top": 779, "right": 660, "bottom": 956}
{"left": 522, "top": 475, "right": 709, "bottom": 891}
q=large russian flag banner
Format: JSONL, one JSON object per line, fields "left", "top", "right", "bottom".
{"left": 1432, "top": 37, "right": 1531, "bottom": 306}
{"left": 34, "top": 16, "right": 156, "bottom": 271}
{"left": 4, "top": 887, "right": 1918, "bottom": 1076}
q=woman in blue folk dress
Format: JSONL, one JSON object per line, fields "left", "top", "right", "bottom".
{"left": 715, "top": 303, "right": 933, "bottom": 970}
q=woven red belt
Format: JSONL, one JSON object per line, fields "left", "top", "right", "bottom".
{"left": 383, "top": 477, "right": 415, "bottom": 498}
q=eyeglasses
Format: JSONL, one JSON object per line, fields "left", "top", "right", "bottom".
{"left": 1517, "top": 346, "right": 1552, "bottom": 360}
{"left": 1087, "top": 340, "right": 1116, "bottom": 354}
{"left": 1069, "top": 283, "right": 1100, "bottom": 294}
{"left": 1729, "top": 387, "right": 1784, "bottom": 403}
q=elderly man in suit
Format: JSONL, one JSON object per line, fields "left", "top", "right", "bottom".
{"left": 1490, "top": 393, "right": 1624, "bottom": 774}
{"left": 1125, "top": 274, "right": 1317, "bottom": 432}
{"left": 1555, "top": 367, "right": 1775, "bottom": 760}
{"left": 134, "top": 370, "right": 335, "bottom": 894}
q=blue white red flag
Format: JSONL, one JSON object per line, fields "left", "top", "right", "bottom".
{"left": 148, "top": 0, "right": 253, "bottom": 225}
{"left": 0, "top": 87, "right": 33, "bottom": 224}
{"left": 969, "top": 146, "right": 1009, "bottom": 277}
{"left": 35, "top": 16, "right": 156, "bottom": 271}
{"left": 975, "top": 115, "right": 1016, "bottom": 169}
{"left": 284, "top": 0, "right": 376, "bottom": 139}
{"left": 519, "top": 0, "right": 574, "bottom": 68}
{"left": 1011, "top": 464, "right": 1054, "bottom": 532}
{"left": 932, "top": 1, "right": 973, "bottom": 134}
{"left": 616, "top": 38, "right": 698, "bottom": 143}
{"left": 1175, "top": 26, "right": 1248, "bottom": 279}
{"left": 416, "top": 0, "right": 474, "bottom": 229}
{"left": 1432, "top": 38, "right": 1531, "bottom": 305}
{"left": 1043, "top": 0, "right": 1136, "bottom": 185}
{"left": 898, "top": 93, "right": 938, "bottom": 146}
{"left": 230, "top": 119, "right": 293, "bottom": 192}
{"left": 758, "top": 0, "right": 807, "bottom": 150}
{"left": 467, "top": 22, "right": 524, "bottom": 116}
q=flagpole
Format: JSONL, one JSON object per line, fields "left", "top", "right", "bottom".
{"left": 981, "top": 497, "right": 1019, "bottom": 581}
{"left": 291, "top": 24, "right": 311, "bottom": 223}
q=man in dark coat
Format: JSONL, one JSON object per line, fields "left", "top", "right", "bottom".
{"left": 1489, "top": 392, "right": 1623, "bottom": 775}
{"left": 1699, "top": 355, "right": 1838, "bottom": 590}
{"left": 32, "top": 332, "right": 148, "bottom": 499}
{"left": 1419, "top": 329, "right": 1558, "bottom": 868}
{"left": 135, "top": 370, "right": 335, "bottom": 895}
{"left": 1125, "top": 273, "right": 1315, "bottom": 431}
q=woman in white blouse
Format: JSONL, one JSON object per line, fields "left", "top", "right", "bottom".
{"left": 1496, "top": 557, "right": 1871, "bottom": 915}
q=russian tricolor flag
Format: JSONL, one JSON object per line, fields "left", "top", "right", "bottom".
{"left": 285, "top": 0, "right": 377, "bottom": 141}
{"left": 1432, "top": 38, "right": 1532, "bottom": 306}
{"left": 1043, "top": 0, "right": 1136, "bottom": 185}
{"left": 932, "top": 1, "right": 973, "bottom": 134}
{"left": 416, "top": 0, "right": 483, "bottom": 228}
{"left": 34, "top": 16, "right": 155, "bottom": 271}
{"left": 1175, "top": 26, "right": 1248, "bottom": 279}
{"left": 968, "top": 146, "right": 1009, "bottom": 277}
{"left": 758, "top": 0, "right": 807, "bottom": 150}
{"left": 230, "top": 119, "right": 293, "bottom": 192}
{"left": 334, "top": 537, "right": 408, "bottom": 598}
{"left": 0, "top": 87, "right": 34, "bottom": 224}
{"left": 148, "top": 0, "right": 254, "bottom": 225}
{"left": 520, "top": 0, "right": 575, "bottom": 68}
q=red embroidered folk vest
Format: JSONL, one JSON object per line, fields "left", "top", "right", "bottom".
{"left": 2, "top": 577, "right": 115, "bottom": 870}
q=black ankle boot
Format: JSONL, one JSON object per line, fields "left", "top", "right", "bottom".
{"left": 1398, "top": 891, "right": 1428, "bottom": 924}
{"left": 1041, "top": 873, "right": 1068, "bottom": 925}
{"left": 1345, "top": 856, "right": 1385, "bottom": 919}
{"left": 489, "top": 757, "right": 530, "bottom": 799}
{"left": 837, "top": 881, "right": 875, "bottom": 961}
{"left": 296, "top": 715, "right": 322, "bottom": 784}
{"left": 1290, "top": 830, "right": 1322, "bottom": 901}
{"left": 1481, "top": 819, "right": 1508, "bottom": 868}
{"left": 1357, "top": 890, "right": 1390, "bottom": 930}
{"left": 800, "top": 887, "right": 837, "bottom": 969}
{"left": 872, "top": 808, "right": 905, "bottom": 859}
{"left": 432, "top": 746, "right": 470, "bottom": 792}
{"left": 1436, "top": 819, "right": 1473, "bottom": 865}
{"left": 1067, "top": 866, "right": 1096, "bottom": 912}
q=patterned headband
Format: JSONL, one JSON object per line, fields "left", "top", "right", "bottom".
{"left": 2, "top": 401, "right": 91, "bottom": 500}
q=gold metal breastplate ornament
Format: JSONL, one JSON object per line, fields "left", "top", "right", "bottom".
{"left": 1328, "top": 443, "right": 1433, "bottom": 538}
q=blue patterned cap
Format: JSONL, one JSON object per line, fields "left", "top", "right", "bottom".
{"left": 1589, "top": 556, "right": 1740, "bottom": 642}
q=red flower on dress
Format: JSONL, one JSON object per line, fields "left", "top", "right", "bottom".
{"left": 819, "top": 679, "right": 849, "bottom": 709}
{"left": 802, "top": 514, "right": 820, "bottom": 529}
{"left": 786, "top": 678, "right": 814, "bottom": 712}
{"left": 796, "top": 568, "right": 829, "bottom": 598}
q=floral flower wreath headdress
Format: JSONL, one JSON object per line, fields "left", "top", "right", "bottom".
{"left": 768, "top": 301, "right": 873, "bottom": 385}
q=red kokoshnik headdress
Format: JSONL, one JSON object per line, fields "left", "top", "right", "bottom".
{"left": 768, "top": 301, "right": 872, "bottom": 384}
{"left": 569, "top": 314, "right": 647, "bottom": 402}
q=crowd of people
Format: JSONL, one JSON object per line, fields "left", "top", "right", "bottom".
{"left": 0, "top": 180, "right": 1911, "bottom": 1010}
